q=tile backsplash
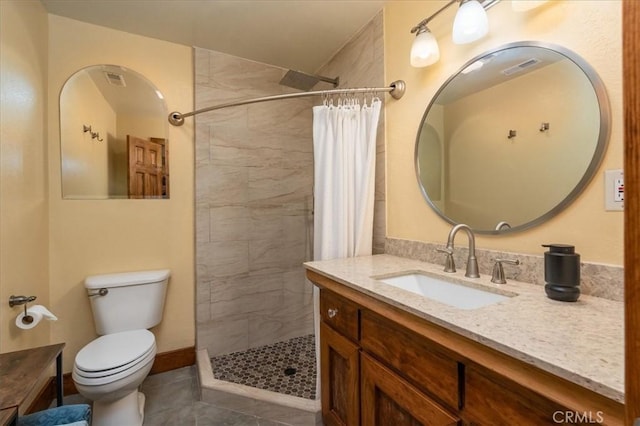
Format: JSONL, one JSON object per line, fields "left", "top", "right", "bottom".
{"left": 385, "top": 238, "right": 623, "bottom": 301}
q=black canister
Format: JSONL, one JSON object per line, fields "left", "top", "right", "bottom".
{"left": 542, "top": 244, "right": 580, "bottom": 302}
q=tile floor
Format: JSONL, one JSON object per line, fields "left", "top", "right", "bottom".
{"left": 61, "top": 366, "right": 291, "bottom": 425}
{"left": 212, "top": 334, "right": 317, "bottom": 400}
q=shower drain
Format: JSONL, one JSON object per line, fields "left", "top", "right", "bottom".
{"left": 284, "top": 367, "right": 297, "bottom": 376}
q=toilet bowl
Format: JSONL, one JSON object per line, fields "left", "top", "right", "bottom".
{"left": 73, "top": 330, "right": 156, "bottom": 426}
{"left": 73, "top": 270, "right": 170, "bottom": 426}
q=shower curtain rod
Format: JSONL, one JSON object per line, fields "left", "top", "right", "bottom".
{"left": 168, "top": 80, "right": 406, "bottom": 126}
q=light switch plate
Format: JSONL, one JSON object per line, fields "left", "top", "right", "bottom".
{"left": 604, "top": 169, "right": 624, "bottom": 211}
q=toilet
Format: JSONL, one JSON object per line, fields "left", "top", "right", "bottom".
{"left": 72, "top": 269, "right": 170, "bottom": 426}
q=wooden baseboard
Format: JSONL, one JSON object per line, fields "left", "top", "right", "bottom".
{"left": 149, "top": 346, "right": 196, "bottom": 375}
{"left": 26, "top": 346, "right": 195, "bottom": 414}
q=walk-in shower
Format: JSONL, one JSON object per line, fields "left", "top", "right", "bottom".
{"left": 191, "top": 41, "right": 403, "bottom": 423}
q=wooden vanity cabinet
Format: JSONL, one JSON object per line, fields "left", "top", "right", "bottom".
{"left": 313, "top": 274, "right": 624, "bottom": 426}
{"left": 320, "top": 288, "right": 459, "bottom": 426}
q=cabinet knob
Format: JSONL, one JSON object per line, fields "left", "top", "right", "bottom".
{"left": 327, "top": 308, "right": 338, "bottom": 318}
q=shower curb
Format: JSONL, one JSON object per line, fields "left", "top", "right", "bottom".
{"left": 196, "top": 349, "right": 322, "bottom": 425}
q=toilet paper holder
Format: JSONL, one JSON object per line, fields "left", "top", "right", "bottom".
{"left": 9, "top": 295, "right": 37, "bottom": 324}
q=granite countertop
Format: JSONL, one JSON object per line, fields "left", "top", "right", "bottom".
{"left": 304, "top": 254, "right": 624, "bottom": 403}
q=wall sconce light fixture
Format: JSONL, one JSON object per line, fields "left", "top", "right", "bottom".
{"left": 410, "top": 0, "right": 499, "bottom": 68}
{"left": 410, "top": 0, "right": 554, "bottom": 68}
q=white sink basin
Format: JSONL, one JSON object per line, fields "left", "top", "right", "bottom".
{"left": 376, "top": 272, "right": 512, "bottom": 310}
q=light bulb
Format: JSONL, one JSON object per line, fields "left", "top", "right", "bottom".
{"left": 410, "top": 28, "right": 440, "bottom": 67}
{"left": 452, "top": 0, "right": 489, "bottom": 45}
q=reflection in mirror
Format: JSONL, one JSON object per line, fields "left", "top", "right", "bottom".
{"left": 60, "top": 65, "right": 169, "bottom": 199}
{"left": 415, "top": 42, "right": 609, "bottom": 233}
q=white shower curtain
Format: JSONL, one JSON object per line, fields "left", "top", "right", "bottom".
{"left": 312, "top": 98, "right": 382, "bottom": 260}
{"left": 311, "top": 98, "right": 381, "bottom": 395}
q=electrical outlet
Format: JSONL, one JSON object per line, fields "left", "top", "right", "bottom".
{"left": 614, "top": 177, "right": 624, "bottom": 202}
{"left": 605, "top": 169, "right": 624, "bottom": 211}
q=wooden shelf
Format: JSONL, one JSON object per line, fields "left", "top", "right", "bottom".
{"left": 0, "top": 343, "right": 65, "bottom": 420}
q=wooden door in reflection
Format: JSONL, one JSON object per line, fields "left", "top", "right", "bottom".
{"left": 127, "top": 135, "right": 168, "bottom": 198}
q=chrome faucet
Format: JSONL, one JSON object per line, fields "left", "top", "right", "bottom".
{"left": 491, "top": 258, "right": 520, "bottom": 284}
{"left": 437, "top": 224, "right": 480, "bottom": 278}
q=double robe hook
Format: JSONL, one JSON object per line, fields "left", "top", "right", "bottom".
{"left": 83, "top": 124, "right": 104, "bottom": 142}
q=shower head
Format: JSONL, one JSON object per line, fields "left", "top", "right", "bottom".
{"left": 279, "top": 70, "right": 339, "bottom": 91}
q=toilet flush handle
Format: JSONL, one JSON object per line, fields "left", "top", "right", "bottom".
{"left": 88, "top": 288, "right": 109, "bottom": 298}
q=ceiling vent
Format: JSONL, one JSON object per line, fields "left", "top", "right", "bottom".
{"left": 501, "top": 58, "right": 541, "bottom": 76}
{"left": 103, "top": 71, "right": 126, "bottom": 87}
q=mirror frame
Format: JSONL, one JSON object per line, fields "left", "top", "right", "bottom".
{"left": 414, "top": 41, "right": 611, "bottom": 234}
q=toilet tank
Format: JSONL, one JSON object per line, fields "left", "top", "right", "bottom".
{"left": 85, "top": 269, "right": 170, "bottom": 335}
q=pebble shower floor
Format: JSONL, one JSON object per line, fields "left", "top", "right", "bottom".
{"left": 211, "top": 334, "right": 317, "bottom": 400}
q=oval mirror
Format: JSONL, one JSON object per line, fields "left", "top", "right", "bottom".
{"left": 60, "top": 65, "right": 169, "bottom": 199}
{"left": 415, "top": 41, "right": 610, "bottom": 234}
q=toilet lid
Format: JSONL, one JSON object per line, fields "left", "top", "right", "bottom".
{"left": 72, "top": 347, "right": 156, "bottom": 385}
{"left": 74, "top": 344, "right": 155, "bottom": 378}
{"left": 75, "top": 329, "right": 155, "bottom": 373}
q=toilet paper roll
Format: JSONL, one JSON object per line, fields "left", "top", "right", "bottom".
{"left": 15, "top": 305, "right": 58, "bottom": 330}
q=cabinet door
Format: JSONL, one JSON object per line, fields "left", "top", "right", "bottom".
{"left": 463, "top": 365, "right": 579, "bottom": 425}
{"left": 321, "top": 321, "right": 360, "bottom": 426}
{"left": 361, "top": 352, "right": 459, "bottom": 426}
{"left": 361, "top": 309, "right": 460, "bottom": 411}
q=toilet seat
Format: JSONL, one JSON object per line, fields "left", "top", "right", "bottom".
{"left": 73, "top": 330, "right": 156, "bottom": 386}
{"left": 75, "top": 344, "right": 156, "bottom": 378}
{"left": 73, "top": 347, "right": 156, "bottom": 386}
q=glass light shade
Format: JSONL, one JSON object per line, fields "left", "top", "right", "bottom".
{"left": 452, "top": 0, "right": 489, "bottom": 45}
{"left": 511, "top": 0, "right": 549, "bottom": 12}
{"left": 410, "top": 30, "right": 440, "bottom": 67}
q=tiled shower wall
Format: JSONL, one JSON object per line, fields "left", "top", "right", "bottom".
{"left": 195, "top": 11, "right": 385, "bottom": 357}
{"left": 195, "top": 48, "right": 316, "bottom": 356}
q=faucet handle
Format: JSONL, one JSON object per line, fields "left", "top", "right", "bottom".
{"left": 491, "top": 259, "right": 520, "bottom": 284}
{"left": 436, "top": 248, "right": 456, "bottom": 273}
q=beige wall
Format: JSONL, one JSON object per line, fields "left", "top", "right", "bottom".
{"left": 385, "top": 0, "right": 623, "bottom": 264}
{"left": 0, "top": 0, "right": 51, "bottom": 353}
{"left": 48, "top": 15, "right": 195, "bottom": 371}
